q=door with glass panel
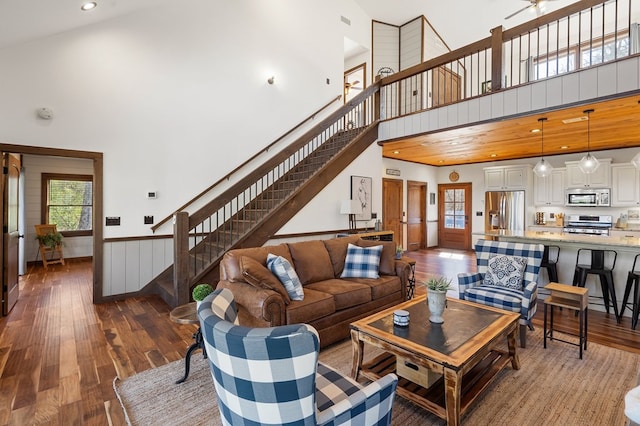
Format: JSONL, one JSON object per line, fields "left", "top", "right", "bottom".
{"left": 437, "top": 183, "right": 471, "bottom": 250}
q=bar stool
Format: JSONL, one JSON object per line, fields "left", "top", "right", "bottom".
{"left": 541, "top": 245, "right": 560, "bottom": 283}
{"left": 621, "top": 253, "right": 640, "bottom": 329}
{"left": 572, "top": 248, "right": 620, "bottom": 323}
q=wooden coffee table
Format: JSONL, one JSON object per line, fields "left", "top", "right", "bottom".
{"left": 350, "top": 295, "right": 520, "bottom": 426}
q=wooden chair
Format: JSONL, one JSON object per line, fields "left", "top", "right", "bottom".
{"left": 35, "top": 224, "right": 65, "bottom": 268}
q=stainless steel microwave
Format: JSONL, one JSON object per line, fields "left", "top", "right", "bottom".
{"left": 565, "top": 188, "right": 610, "bottom": 207}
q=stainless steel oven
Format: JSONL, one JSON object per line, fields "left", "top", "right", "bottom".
{"left": 565, "top": 188, "right": 610, "bottom": 207}
{"left": 563, "top": 214, "right": 612, "bottom": 235}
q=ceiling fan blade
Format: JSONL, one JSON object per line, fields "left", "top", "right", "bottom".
{"left": 505, "top": 4, "right": 534, "bottom": 20}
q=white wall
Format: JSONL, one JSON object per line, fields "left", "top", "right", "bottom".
{"left": 23, "top": 155, "right": 94, "bottom": 262}
{"left": 0, "top": 0, "right": 354, "bottom": 239}
{"left": 0, "top": 0, "right": 392, "bottom": 296}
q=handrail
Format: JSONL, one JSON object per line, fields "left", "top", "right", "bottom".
{"left": 151, "top": 93, "right": 343, "bottom": 232}
{"left": 187, "top": 83, "right": 379, "bottom": 227}
{"left": 377, "top": 0, "right": 631, "bottom": 119}
{"left": 170, "top": 85, "right": 379, "bottom": 300}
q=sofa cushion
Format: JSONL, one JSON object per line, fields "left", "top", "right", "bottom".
{"left": 344, "top": 275, "right": 402, "bottom": 300}
{"left": 341, "top": 243, "right": 383, "bottom": 279}
{"left": 356, "top": 239, "right": 396, "bottom": 276}
{"left": 484, "top": 254, "right": 527, "bottom": 290}
{"left": 285, "top": 288, "right": 335, "bottom": 324}
{"left": 239, "top": 256, "right": 291, "bottom": 304}
{"left": 323, "top": 235, "right": 361, "bottom": 277}
{"left": 288, "top": 240, "right": 334, "bottom": 285}
{"left": 220, "top": 243, "right": 292, "bottom": 282}
{"left": 305, "top": 279, "right": 372, "bottom": 310}
{"left": 266, "top": 254, "right": 304, "bottom": 301}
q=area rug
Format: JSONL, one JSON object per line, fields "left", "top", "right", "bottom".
{"left": 114, "top": 329, "right": 639, "bottom": 425}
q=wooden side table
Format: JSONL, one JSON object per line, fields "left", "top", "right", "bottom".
{"left": 170, "top": 302, "right": 207, "bottom": 384}
{"left": 401, "top": 256, "right": 417, "bottom": 299}
{"left": 543, "top": 282, "right": 589, "bottom": 359}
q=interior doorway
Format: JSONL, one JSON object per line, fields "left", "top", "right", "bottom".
{"left": 2, "top": 154, "right": 20, "bottom": 315}
{"left": 0, "top": 144, "right": 103, "bottom": 316}
{"left": 344, "top": 63, "right": 366, "bottom": 104}
{"left": 407, "top": 180, "right": 426, "bottom": 251}
{"left": 437, "top": 182, "right": 472, "bottom": 250}
{"left": 382, "top": 178, "right": 403, "bottom": 246}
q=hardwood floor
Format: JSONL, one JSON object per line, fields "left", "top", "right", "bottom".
{"left": 0, "top": 260, "right": 195, "bottom": 425}
{"left": 0, "top": 249, "right": 638, "bottom": 424}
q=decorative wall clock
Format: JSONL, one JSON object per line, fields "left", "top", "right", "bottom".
{"left": 449, "top": 171, "right": 459, "bottom": 182}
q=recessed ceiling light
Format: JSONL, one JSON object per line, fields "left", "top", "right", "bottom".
{"left": 490, "top": 153, "right": 497, "bottom": 157}
{"left": 561, "top": 145, "right": 569, "bottom": 149}
{"left": 562, "top": 116, "right": 588, "bottom": 124}
{"left": 393, "top": 150, "right": 400, "bottom": 154}
{"left": 530, "top": 128, "right": 540, "bottom": 133}
{"left": 81, "top": 2, "right": 97, "bottom": 11}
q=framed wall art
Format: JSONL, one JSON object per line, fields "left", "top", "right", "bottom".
{"left": 351, "top": 175, "right": 372, "bottom": 221}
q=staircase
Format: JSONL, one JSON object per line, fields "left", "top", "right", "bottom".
{"left": 142, "top": 83, "right": 381, "bottom": 307}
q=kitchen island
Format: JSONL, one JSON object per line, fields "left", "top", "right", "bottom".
{"left": 476, "top": 230, "right": 640, "bottom": 318}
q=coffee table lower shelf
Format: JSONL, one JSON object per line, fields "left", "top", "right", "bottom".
{"left": 359, "top": 350, "right": 511, "bottom": 420}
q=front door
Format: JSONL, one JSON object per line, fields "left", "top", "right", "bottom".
{"left": 3, "top": 153, "right": 20, "bottom": 315}
{"left": 438, "top": 183, "right": 471, "bottom": 250}
{"left": 407, "top": 180, "right": 426, "bottom": 251}
{"left": 382, "top": 178, "right": 403, "bottom": 246}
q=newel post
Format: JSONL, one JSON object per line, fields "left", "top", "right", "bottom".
{"left": 374, "top": 75, "right": 381, "bottom": 122}
{"left": 173, "top": 211, "right": 190, "bottom": 306}
{"left": 490, "top": 25, "right": 503, "bottom": 91}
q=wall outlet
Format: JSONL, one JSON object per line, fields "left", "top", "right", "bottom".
{"left": 106, "top": 217, "right": 120, "bottom": 226}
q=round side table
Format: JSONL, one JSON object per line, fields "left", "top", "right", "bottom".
{"left": 170, "top": 302, "right": 206, "bottom": 384}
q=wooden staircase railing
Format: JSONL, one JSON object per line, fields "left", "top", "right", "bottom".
{"left": 153, "top": 83, "right": 381, "bottom": 307}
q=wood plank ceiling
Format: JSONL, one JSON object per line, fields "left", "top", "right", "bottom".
{"left": 380, "top": 94, "right": 640, "bottom": 166}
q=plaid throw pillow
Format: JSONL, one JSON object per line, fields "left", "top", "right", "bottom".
{"left": 484, "top": 254, "right": 527, "bottom": 290}
{"left": 266, "top": 253, "right": 304, "bottom": 300}
{"left": 340, "top": 243, "right": 383, "bottom": 279}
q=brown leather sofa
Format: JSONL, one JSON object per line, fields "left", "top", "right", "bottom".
{"left": 217, "top": 235, "right": 411, "bottom": 348}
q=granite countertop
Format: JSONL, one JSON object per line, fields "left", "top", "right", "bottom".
{"left": 478, "top": 230, "right": 640, "bottom": 249}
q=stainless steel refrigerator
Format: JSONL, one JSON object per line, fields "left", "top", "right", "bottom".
{"left": 485, "top": 190, "right": 526, "bottom": 232}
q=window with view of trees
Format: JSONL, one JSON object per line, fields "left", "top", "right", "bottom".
{"left": 41, "top": 174, "right": 93, "bottom": 236}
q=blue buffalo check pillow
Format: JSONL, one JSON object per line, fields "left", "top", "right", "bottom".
{"left": 340, "top": 243, "right": 383, "bottom": 279}
{"left": 266, "top": 253, "right": 304, "bottom": 300}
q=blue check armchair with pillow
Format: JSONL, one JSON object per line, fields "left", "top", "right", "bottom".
{"left": 458, "top": 239, "right": 544, "bottom": 348}
{"left": 198, "top": 288, "right": 398, "bottom": 426}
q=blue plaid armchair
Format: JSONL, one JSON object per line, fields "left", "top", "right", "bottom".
{"left": 198, "top": 288, "right": 398, "bottom": 425}
{"left": 458, "top": 239, "right": 544, "bottom": 348}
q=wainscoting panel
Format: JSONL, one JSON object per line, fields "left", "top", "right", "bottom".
{"left": 103, "top": 237, "right": 174, "bottom": 297}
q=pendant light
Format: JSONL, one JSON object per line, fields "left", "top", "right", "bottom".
{"left": 578, "top": 109, "right": 600, "bottom": 174}
{"left": 533, "top": 117, "right": 552, "bottom": 177}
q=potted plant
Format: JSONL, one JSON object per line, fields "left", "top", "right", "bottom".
{"left": 36, "top": 231, "right": 64, "bottom": 249}
{"left": 423, "top": 275, "right": 452, "bottom": 324}
{"left": 192, "top": 283, "right": 214, "bottom": 308}
{"left": 395, "top": 245, "right": 403, "bottom": 259}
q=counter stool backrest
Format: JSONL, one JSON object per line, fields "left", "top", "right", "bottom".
{"left": 576, "top": 248, "right": 617, "bottom": 271}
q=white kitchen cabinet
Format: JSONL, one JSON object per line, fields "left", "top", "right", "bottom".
{"left": 565, "top": 159, "right": 611, "bottom": 188}
{"left": 484, "top": 165, "right": 531, "bottom": 190}
{"left": 533, "top": 168, "right": 565, "bottom": 206}
{"left": 611, "top": 163, "right": 640, "bottom": 206}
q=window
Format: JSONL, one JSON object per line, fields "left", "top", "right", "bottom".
{"left": 41, "top": 174, "right": 93, "bottom": 236}
{"left": 443, "top": 189, "right": 466, "bottom": 229}
{"left": 581, "top": 37, "right": 630, "bottom": 67}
